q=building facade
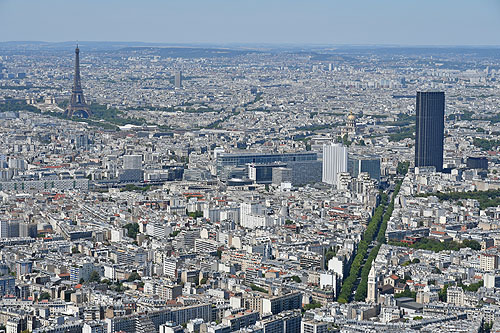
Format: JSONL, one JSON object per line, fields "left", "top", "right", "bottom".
{"left": 415, "top": 91, "right": 445, "bottom": 172}
{"left": 322, "top": 143, "right": 348, "bottom": 186}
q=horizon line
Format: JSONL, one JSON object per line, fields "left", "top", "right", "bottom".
{"left": 1, "top": 40, "right": 500, "bottom": 48}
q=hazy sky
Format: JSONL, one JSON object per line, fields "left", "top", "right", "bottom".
{"left": 1, "top": 0, "right": 499, "bottom": 45}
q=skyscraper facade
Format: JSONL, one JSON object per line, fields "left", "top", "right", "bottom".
{"left": 415, "top": 91, "right": 445, "bottom": 172}
{"left": 322, "top": 143, "right": 348, "bottom": 186}
{"left": 348, "top": 154, "right": 381, "bottom": 182}
{"left": 174, "top": 71, "right": 182, "bottom": 88}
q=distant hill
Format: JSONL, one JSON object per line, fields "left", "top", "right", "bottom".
{"left": 119, "top": 46, "right": 262, "bottom": 58}
{"left": 0, "top": 41, "right": 498, "bottom": 60}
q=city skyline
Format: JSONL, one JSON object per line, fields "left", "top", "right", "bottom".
{"left": 0, "top": 1, "right": 500, "bottom": 332}
{"left": 1, "top": 0, "right": 500, "bottom": 46}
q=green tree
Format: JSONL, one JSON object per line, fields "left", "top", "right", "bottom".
{"left": 121, "top": 184, "right": 151, "bottom": 192}
{"left": 250, "top": 284, "right": 267, "bottom": 293}
{"left": 438, "top": 285, "right": 448, "bottom": 302}
{"left": 483, "top": 321, "right": 494, "bottom": 333}
{"left": 0, "top": 100, "right": 40, "bottom": 113}
{"left": 324, "top": 247, "right": 336, "bottom": 263}
{"left": 124, "top": 223, "right": 139, "bottom": 239}
{"left": 170, "top": 230, "right": 181, "bottom": 237}
{"left": 394, "top": 289, "right": 416, "bottom": 300}
{"left": 188, "top": 211, "right": 203, "bottom": 218}
{"left": 342, "top": 134, "right": 351, "bottom": 146}
{"left": 389, "top": 238, "right": 483, "bottom": 253}
{"left": 472, "top": 138, "right": 500, "bottom": 151}
{"left": 127, "top": 272, "right": 141, "bottom": 282}
{"left": 88, "top": 271, "right": 101, "bottom": 283}
{"left": 397, "top": 161, "right": 410, "bottom": 175}
{"left": 303, "top": 301, "right": 322, "bottom": 311}
{"left": 458, "top": 280, "right": 483, "bottom": 292}
{"left": 39, "top": 292, "right": 51, "bottom": 301}
{"left": 416, "top": 189, "right": 500, "bottom": 210}
{"left": 462, "top": 239, "right": 481, "bottom": 250}
{"left": 389, "top": 126, "right": 415, "bottom": 142}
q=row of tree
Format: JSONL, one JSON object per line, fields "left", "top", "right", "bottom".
{"left": 418, "top": 188, "right": 500, "bottom": 210}
{"left": 355, "top": 179, "right": 403, "bottom": 301}
{"left": 389, "top": 126, "right": 415, "bottom": 142}
{"left": 389, "top": 237, "right": 481, "bottom": 253}
{"left": 0, "top": 99, "right": 40, "bottom": 113}
{"left": 473, "top": 138, "right": 500, "bottom": 151}
{"left": 337, "top": 192, "right": 389, "bottom": 303}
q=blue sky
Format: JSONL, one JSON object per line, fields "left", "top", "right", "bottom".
{"left": 0, "top": 0, "right": 499, "bottom": 45}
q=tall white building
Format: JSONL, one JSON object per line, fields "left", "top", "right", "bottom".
{"left": 322, "top": 143, "right": 348, "bottom": 186}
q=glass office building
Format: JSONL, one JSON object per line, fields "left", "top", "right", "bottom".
{"left": 348, "top": 155, "right": 381, "bottom": 182}
{"left": 216, "top": 152, "right": 317, "bottom": 181}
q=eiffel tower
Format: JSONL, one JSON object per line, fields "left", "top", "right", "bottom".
{"left": 65, "top": 45, "right": 92, "bottom": 118}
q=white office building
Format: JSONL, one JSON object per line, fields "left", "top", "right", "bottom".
{"left": 322, "top": 143, "right": 348, "bottom": 186}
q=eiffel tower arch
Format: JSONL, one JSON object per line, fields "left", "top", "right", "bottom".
{"left": 65, "top": 45, "right": 92, "bottom": 118}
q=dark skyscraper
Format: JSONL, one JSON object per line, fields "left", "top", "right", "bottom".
{"left": 415, "top": 91, "right": 445, "bottom": 172}
{"left": 65, "top": 45, "right": 92, "bottom": 118}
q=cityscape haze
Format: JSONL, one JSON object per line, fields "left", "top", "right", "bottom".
{"left": 0, "top": 1, "right": 499, "bottom": 333}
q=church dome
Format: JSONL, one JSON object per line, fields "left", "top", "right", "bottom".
{"left": 347, "top": 112, "right": 356, "bottom": 121}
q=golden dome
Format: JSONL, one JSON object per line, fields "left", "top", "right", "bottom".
{"left": 347, "top": 112, "right": 356, "bottom": 121}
